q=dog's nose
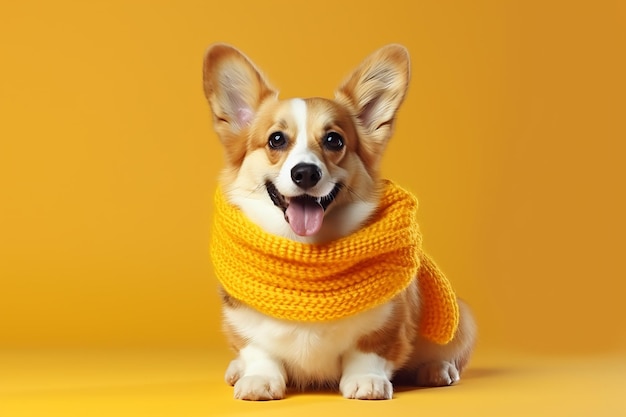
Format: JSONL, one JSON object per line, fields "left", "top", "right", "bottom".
{"left": 291, "top": 163, "right": 322, "bottom": 190}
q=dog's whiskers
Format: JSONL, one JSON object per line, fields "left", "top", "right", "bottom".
{"left": 343, "top": 184, "right": 368, "bottom": 204}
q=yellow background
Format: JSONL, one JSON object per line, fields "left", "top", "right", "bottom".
{"left": 1, "top": 1, "right": 625, "bottom": 416}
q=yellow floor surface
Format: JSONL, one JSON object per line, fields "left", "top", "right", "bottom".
{"left": 1, "top": 348, "right": 624, "bottom": 417}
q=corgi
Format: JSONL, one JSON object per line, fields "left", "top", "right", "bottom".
{"left": 203, "top": 44, "right": 476, "bottom": 400}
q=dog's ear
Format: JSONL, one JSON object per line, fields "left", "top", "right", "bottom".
{"left": 203, "top": 44, "right": 277, "bottom": 140}
{"left": 335, "top": 44, "right": 410, "bottom": 158}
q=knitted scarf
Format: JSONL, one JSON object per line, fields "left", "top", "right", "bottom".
{"left": 210, "top": 180, "right": 459, "bottom": 345}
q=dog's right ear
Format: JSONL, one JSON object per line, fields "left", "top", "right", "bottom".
{"left": 335, "top": 45, "right": 410, "bottom": 169}
{"left": 203, "top": 44, "right": 277, "bottom": 140}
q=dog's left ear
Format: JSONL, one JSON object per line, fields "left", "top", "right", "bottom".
{"left": 203, "top": 44, "right": 277, "bottom": 142}
{"left": 335, "top": 44, "right": 410, "bottom": 158}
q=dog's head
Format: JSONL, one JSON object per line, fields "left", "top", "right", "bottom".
{"left": 203, "top": 44, "right": 410, "bottom": 243}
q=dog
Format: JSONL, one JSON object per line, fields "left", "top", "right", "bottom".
{"left": 203, "top": 43, "right": 476, "bottom": 400}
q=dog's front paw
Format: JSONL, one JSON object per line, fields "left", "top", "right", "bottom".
{"left": 340, "top": 374, "right": 393, "bottom": 400}
{"left": 233, "top": 375, "right": 286, "bottom": 401}
{"left": 224, "top": 358, "right": 243, "bottom": 386}
{"left": 415, "top": 361, "right": 460, "bottom": 387}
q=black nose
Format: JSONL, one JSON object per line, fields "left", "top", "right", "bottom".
{"left": 291, "top": 163, "right": 322, "bottom": 190}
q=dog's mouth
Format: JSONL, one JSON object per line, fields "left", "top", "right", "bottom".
{"left": 266, "top": 181, "right": 342, "bottom": 236}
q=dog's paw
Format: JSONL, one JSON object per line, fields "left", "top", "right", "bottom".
{"left": 340, "top": 374, "right": 393, "bottom": 400}
{"left": 233, "top": 375, "right": 286, "bottom": 401}
{"left": 415, "top": 361, "right": 460, "bottom": 387}
{"left": 224, "top": 359, "right": 243, "bottom": 386}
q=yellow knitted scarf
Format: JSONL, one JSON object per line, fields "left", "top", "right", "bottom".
{"left": 210, "top": 180, "right": 459, "bottom": 345}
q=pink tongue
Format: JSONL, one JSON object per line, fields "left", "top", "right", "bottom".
{"left": 286, "top": 198, "right": 325, "bottom": 236}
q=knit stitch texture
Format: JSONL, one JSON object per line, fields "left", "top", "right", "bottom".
{"left": 210, "top": 180, "right": 459, "bottom": 345}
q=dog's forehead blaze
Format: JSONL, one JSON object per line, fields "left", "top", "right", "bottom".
{"left": 248, "top": 97, "right": 359, "bottom": 167}
{"left": 251, "top": 98, "right": 353, "bottom": 141}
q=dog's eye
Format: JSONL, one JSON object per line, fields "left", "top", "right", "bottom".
{"left": 268, "top": 132, "right": 287, "bottom": 149}
{"left": 323, "top": 132, "right": 344, "bottom": 151}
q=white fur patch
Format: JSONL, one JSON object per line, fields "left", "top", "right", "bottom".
{"left": 342, "top": 350, "right": 394, "bottom": 380}
{"left": 232, "top": 345, "right": 287, "bottom": 400}
{"left": 224, "top": 302, "right": 394, "bottom": 386}
{"left": 340, "top": 350, "right": 394, "bottom": 399}
{"left": 274, "top": 99, "right": 334, "bottom": 198}
{"left": 290, "top": 98, "right": 313, "bottom": 163}
{"left": 332, "top": 200, "right": 378, "bottom": 238}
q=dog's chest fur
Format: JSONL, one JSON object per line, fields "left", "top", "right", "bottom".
{"left": 223, "top": 302, "right": 394, "bottom": 384}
